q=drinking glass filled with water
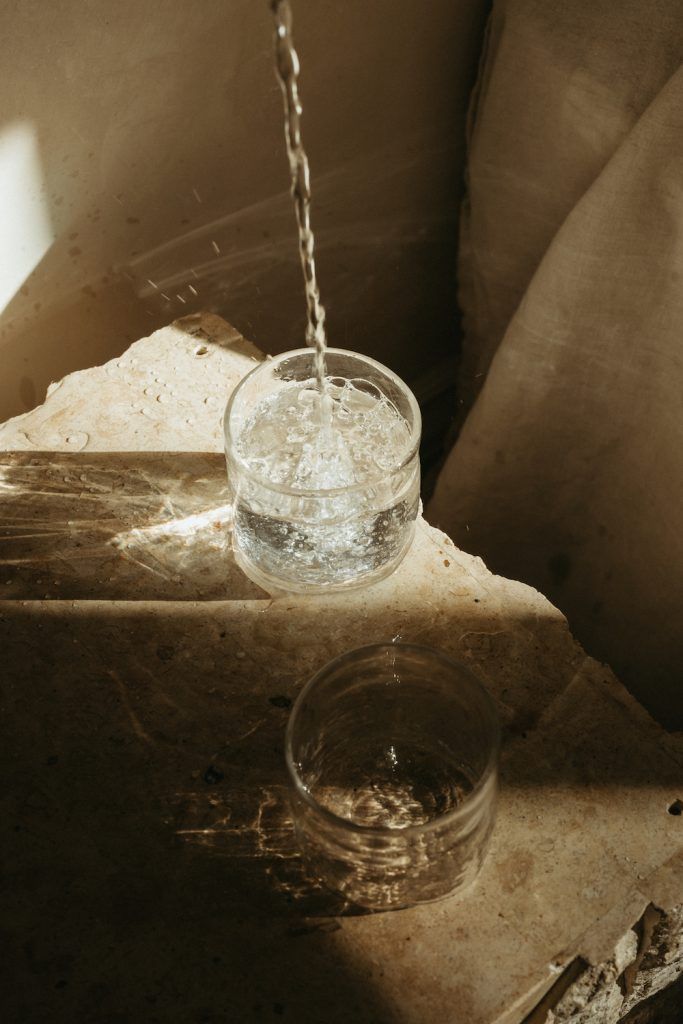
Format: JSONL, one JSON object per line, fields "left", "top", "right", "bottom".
{"left": 285, "top": 643, "right": 500, "bottom": 909}
{"left": 224, "top": 349, "right": 421, "bottom": 593}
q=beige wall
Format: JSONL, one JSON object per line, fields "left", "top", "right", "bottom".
{"left": 0, "top": 0, "right": 489, "bottom": 423}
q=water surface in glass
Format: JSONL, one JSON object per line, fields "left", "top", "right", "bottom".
{"left": 225, "top": 349, "right": 421, "bottom": 593}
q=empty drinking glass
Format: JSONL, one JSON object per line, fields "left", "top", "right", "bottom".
{"left": 285, "top": 643, "right": 500, "bottom": 910}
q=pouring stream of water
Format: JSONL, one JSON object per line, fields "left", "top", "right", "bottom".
{"left": 270, "top": 0, "right": 328, "bottom": 398}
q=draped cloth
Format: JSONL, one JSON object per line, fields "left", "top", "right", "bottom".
{"left": 428, "top": 0, "right": 683, "bottom": 727}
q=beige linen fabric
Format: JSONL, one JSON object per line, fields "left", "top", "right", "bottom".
{"left": 429, "top": 0, "right": 683, "bottom": 726}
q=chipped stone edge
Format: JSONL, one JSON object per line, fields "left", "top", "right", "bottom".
{"left": 514, "top": 851, "right": 683, "bottom": 1023}
{"left": 0, "top": 311, "right": 262, "bottom": 445}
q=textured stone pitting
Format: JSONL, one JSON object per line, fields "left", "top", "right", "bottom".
{"left": 1, "top": 314, "right": 681, "bottom": 1024}
{"left": 621, "top": 902, "right": 683, "bottom": 1017}
{"left": 550, "top": 932, "right": 638, "bottom": 1024}
{"left": 0, "top": 311, "right": 262, "bottom": 453}
{"left": 534, "top": 892, "right": 682, "bottom": 1023}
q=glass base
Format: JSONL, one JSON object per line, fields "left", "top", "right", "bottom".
{"left": 321, "top": 864, "right": 481, "bottom": 913}
{"left": 232, "top": 524, "right": 416, "bottom": 595}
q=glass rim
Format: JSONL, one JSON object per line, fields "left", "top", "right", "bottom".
{"left": 284, "top": 642, "right": 501, "bottom": 837}
{"left": 223, "top": 347, "right": 422, "bottom": 498}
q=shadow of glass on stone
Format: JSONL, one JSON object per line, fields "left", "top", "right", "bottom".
{"left": 0, "top": 451, "right": 263, "bottom": 600}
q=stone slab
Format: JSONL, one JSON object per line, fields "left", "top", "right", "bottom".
{"left": 1, "top": 313, "right": 681, "bottom": 1023}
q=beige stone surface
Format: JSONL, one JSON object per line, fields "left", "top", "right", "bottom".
{"left": 1, "top": 313, "right": 681, "bottom": 1023}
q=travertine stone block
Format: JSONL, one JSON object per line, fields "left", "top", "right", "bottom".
{"left": 1, "top": 314, "right": 681, "bottom": 1024}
